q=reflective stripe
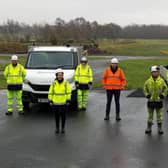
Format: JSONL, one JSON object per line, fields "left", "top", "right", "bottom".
{"left": 53, "top": 102, "right": 66, "bottom": 105}
{"left": 75, "top": 75, "right": 91, "bottom": 77}
{"left": 76, "top": 65, "right": 92, "bottom": 83}
{"left": 52, "top": 81, "right": 67, "bottom": 96}
{"left": 8, "top": 64, "right": 22, "bottom": 77}
{"left": 103, "top": 84, "right": 123, "bottom": 87}
{"left": 49, "top": 80, "right": 71, "bottom": 104}
{"left": 8, "top": 75, "right": 21, "bottom": 77}
{"left": 78, "top": 82, "right": 89, "bottom": 84}
{"left": 8, "top": 98, "right": 13, "bottom": 100}
{"left": 78, "top": 66, "right": 90, "bottom": 76}
{"left": 105, "top": 76, "right": 126, "bottom": 81}
{"left": 5, "top": 64, "right": 25, "bottom": 85}
{"left": 7, "top": 82, "right": 22, "bottom": 84}
{"left": 53, "top": 93, "right": 67, "bottom": 96}
{"left": 106, "top": 76, "right": 121, "bottom": 79}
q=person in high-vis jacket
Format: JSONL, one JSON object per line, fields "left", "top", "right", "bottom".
{"left": 48, "top": 68, "right": 71, "bottom": 134}
{"left": 102, "top": 58, "right": 126, "bottom": 121}
{"left": 144, "top": 65, "right": 167, "bottom": 135}
{"left": 166, "top": 72, "right": 168, "bottom": 112}
{"left": 75, "top": 56, "right": 93, "bottom": 111}
{"left": 4, "top": 55, "right": 26, "bottom": 115}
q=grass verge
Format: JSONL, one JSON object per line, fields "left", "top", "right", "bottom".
{"left": 0, "top": 56, "right": 26, "bottom": 71}
{"left": 98, "top": 39, "right": 168, "bottom": 56}
{"left": 0, "top": 56, "right": 26, "bottom": 89}
{"left": 93, "top": 59, "right": 168, "bottom": 90}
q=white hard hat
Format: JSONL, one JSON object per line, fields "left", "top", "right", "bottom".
{"left": 111, "top": 58, "right": 119, "bottom": 64}
{"left": 55, "top": 68, "right": 64, "bottom": 74}
{"left": 81, "top": 56, "right": 88, "bottom": 62}
{"left": 11, "top": 55, "right": 18, "bottom": 61}
{"left": 151, "top": 65, "right": 160, "bottom": 72}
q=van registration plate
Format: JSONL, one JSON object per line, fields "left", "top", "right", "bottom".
{"left": 38, "top": 98, "right": 49, "bottom": 103}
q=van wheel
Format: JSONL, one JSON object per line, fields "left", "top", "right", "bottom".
{"left": 70, "top": 100, "right": 78, "bottom": 110}
{"left": 71, "top": 90, "right": 78, "bottom": 110}
{"left": 23, "top": 101, "right": 30, "bottom": 111}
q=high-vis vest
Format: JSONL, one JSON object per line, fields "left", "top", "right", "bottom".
{"left": 4, "top": 63, "right": 26, "bottom": 85}
{"left": 75, "top": 64, "right": 93, "bottom": 84}
{"left": 144, "top": 76, "right": 167, "bottom": 102}
{"left": 102, "top": 67, "right": 126, "bottom": 90}
{"left": 48, "top": 80, "right": 71, "bottom": 105}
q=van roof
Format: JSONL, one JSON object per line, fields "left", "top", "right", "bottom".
{"left": 28, "top": 46, "right": 82, "bottom": 52}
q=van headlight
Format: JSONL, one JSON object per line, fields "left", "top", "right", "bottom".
{"left": 24, "top": 79, "right": 30, "bottom": 84}
{"left": 66, "top": 78, "right": 73, "bottom": 83}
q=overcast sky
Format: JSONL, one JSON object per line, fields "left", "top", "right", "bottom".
{"left": 1, "top": 0, "right": 168, "bottom": 26}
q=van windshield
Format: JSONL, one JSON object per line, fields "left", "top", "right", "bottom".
{"left": 26, "top": 52, "right": 74, "bottom": 69}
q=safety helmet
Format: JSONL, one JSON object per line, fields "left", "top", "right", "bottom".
{"left": 81, "top": 56, "right": 88, "bottom": 62}
{"left": 55, "top": 68, "right": 64, "bottom": 74}
{"left": 11, "top": 55, "right": 18, "bottom": 61}
{"left": 111, "top": 58, "right": 119, "bottom": 64}
{"left": 151, "top": 65, "right": 160, "bottom": 72}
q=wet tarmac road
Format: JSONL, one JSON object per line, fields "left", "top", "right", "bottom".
{"left": 1, "top": 89, "right": 168, "bottom": 168}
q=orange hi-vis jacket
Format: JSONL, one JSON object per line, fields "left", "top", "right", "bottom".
{"left": 102, "top": 67, "right": 126, "bottom": 90}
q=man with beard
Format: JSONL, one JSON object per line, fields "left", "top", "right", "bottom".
{"left": 4, "top": 55, "right": 26, "bottom": 115}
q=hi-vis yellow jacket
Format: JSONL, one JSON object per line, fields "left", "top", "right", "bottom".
{"left": 48, "top": 80, "right": 71, "bottom": 105}
{"left": 144, "top": 76, "right": 167, "bottom": 102}
{"left": 4, "top": 63, "right": 26, "bottom": 85}
{"left": 75, "top": 64, "right": 93, "bottom": 84}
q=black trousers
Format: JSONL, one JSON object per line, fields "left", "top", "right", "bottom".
{"left": 52, "top": 105, "right": 67, "bottom": 130}
{"left": 105, "top": 90, "right": 121, "bottom": 116}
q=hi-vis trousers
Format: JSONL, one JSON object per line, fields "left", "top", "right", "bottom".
{"left": 147, "top": 108, "right": 162, "bottom": 124}
{"left": 7, "top": 90, "right": 23, "bottom": 113}
{"left": 77, "top": 89, "right": 89, "bottom": 109}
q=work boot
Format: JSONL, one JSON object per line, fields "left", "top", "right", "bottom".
{"left": 104, "top": 115, "right": 110, "bottom": 121}
{"left": 5, "top": 111, "right": 13, "bottom": 116}
{"left": 61, "top": 129, "right": 65, "bottom": 134}
{"left": 78, "top": 107, "right": 82, "bottom": 111}
{"left": 116, "top": 113, "right": 121, "bottom": 122}
{"left": 82, "top": 107, "right": 86, "bottom": 111}
{"left": 104, "top": 111, "right": 110, "bottom": 121}
{"left": 55, "top": 129, "right": 60, "bottom": 134}
{"left": 18, "top": 111, "right": 24, "bottom": 115}
{"left": 145, "top": 122, "right": 152, "bottom": 134}
{"left": 158, "top": 123, "right": 164, "bottom": 135}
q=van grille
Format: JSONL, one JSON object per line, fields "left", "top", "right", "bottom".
{"left": 29, "top": 83, "right": 50, "bottom": 91}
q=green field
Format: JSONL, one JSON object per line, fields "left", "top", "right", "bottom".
{"left": 0, "top": 55, "right": 26, "bottom": 71}
{"left": 93, "top": 59, "right": 168, "bottom": 90}
{"left": 0, "top": 53, "right": 168, "bottom": 90}
{"left": 98, "top": 39, "right": 168, "bottom": 56}
{"left": 0, "top": 56, "right": 26, "bottom": 89}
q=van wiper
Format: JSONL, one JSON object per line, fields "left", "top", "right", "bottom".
{"left": 28, "top": 66, "right": 49, "bottom": 69}
{"left": 55, "top": 65, "right": 72, "bottom": 68}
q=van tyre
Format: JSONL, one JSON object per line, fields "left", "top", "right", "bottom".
{"left": 23, "top": 101, "right": 30, "bottom": 112}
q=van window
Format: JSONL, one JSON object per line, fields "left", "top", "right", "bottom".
{"left": 26, "top": 52, "right": 74, "bottom": 69}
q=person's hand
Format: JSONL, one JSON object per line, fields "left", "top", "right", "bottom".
{"left": 49, "top": 100, "right": 53, "bottom": 106}
{"left": 146, "top": 94, "right": 151, "bottom": 99}
{"left": 88, "top": 82, "right": 92, "bottom": 89}
{"left": 159, "top": 94, "right": 164, "bottom": 99}
{"left": 66, "top": 100, "right": 71, "bottom": 106}
{"left": 75, "top": 81, "right": 79, "bottom": 88}
{"left": 88, "top": 82, "right": 92, "bottom": 86}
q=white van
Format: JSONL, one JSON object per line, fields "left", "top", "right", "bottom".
{"left": 22, "top": 46, "right": 82, "bottom": 110}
